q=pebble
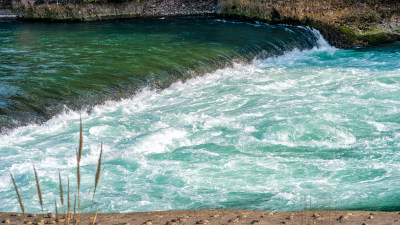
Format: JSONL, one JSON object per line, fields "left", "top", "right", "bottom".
{"left": 165, "top": 222, "right": 176, "bottom": 225}
{"left": 250, "top": 220, "right": 260, "bottom": 224}
{"left": 312, "top": 213, "right": 320, "bottom": 218}
{"left": 238, "top": 215, "right": 247, "bottom": 219}
{"left": 228, "top": 218, "right": 239, "bottom": 223}
{"left": 362, "top": 223, "right": 368, "bottom": 225}
{"left": 143, "top": 220, "right": 153, "bottom": 225}
{"left": 24, "top": 221, "right": 32, "bottom": 225}
{"left": 177, "top": 218, "right": 186, "bottom": 222}
{"left": 56, "top": 218, "right": 65, "bottom": 223}
{"left": 47, "top": 213, "right": 55, "bottom": 218}
{"left": 211, "top": 214, "right": 220, "bottom": 218}
{"left": 2, "top": 219, "right": 10, "bottom": 224}
{"left": 368, "top": 215, "right": 374, "bottom": 219}
{"left": 338, "top": 215, "right": 348, "bottom": 221}
{"left": 196, "top": 220, "right": 209, "bottom": 224}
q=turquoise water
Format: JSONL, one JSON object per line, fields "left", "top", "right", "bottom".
{"left": 1, "top": 18, "right": 400, "bottom": 213}
{"left": 0, "top": 18, "right": 317, "bottom": 130}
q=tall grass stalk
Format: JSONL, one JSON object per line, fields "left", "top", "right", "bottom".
{"left": 76, "top": 118, "right": 83, "bottom": 224}
{"left": 59, "top": 171, "right": 64, "bottom": 211}
{"left": 33, "top": 163, "right": 45, "bottom": 222}
{"left": 90, "top": 143, "right": 103, "bottom": 224}
{"left": 9, "top": 119, "right": 103, "bottom": 225}
{"left": 10, "top": 172, "right": 27, "bottom": 223}
{"left": 67, "top": 178, "right": 71, "bottom": 225}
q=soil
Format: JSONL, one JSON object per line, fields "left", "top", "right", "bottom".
{"left": 1, "top": 210, "right": 400, "bottom": 225}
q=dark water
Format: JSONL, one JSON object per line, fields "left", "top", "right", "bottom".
{"left": 0, "top": 17, "right": 319, "bottom": 131}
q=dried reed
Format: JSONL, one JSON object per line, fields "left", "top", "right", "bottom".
{"left": 10, "top": 172, "right": 27, "bottom": 223}
{"left": 67, "top": 178, "right": 71, "bottom": 225}
{"left": 33, "top": 163, "right": 45, "bottom": 222}
{"left": 59, "top": 171, "right": 64, "bottom": 209}
{"left": 9, "top": 119, "right": 103, "bottom": 225}
{"left": 89, "top": 143, "right": 103, "bottom": 224}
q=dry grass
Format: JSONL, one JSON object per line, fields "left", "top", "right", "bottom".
{"left": 10, "top": 119, "right": 103, "bottom": 225}
{"left": 10, "top": 172, "right": 27, "bottom": 223}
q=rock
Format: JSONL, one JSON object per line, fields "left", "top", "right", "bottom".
{"left": 10, "top": 213, "right": 17, "bottom": 216}
{"left": 281, "top": 222, "right": 286, "bottom": 224}
{"left": 228, "top": 218, "right": 239, "bottom": 223}
{"left": 2, "top": 219, "right": 10, "bottom": 224}
{"left": 362, "top": 223, "right": 368, "bottom": 225}
{"left": 286, "top": 215, "right": 294, "bottom": 220}
{"left": 47, "top": 213, "right": 55, "bottom": 218}
{"left": 368, "top": 215, "right": 374, "bottom": 219}
{"left": 165, "top": 222, "right": 176, "bottom": 225}
{"left": 238, "top": 215, "right": 247, "bottom": 219}
{"left": 196, "top": 220, "right": 209, "bottom": 224}
{"left": 337, "top": 215, "right": 348, "bottom": 222}
{"left": 143, "top": 221, "right": 153, "bottom": 225}
{"left": 56, "top": 218, "right": 65, "bottom": 223}
{"left": 211, "top": 214, "right": 220, "bottom": 218}
{"left": 250, "top": 220, "right": 260, "bottom": 224}
{"left": 24, "top": 221, "right": 32, "bottom": 225}
{"left": 177, "top": 218, "right": 186, "bottom": 222}
{"left": 312, "top": 213, "right": 320, "bottom": 218}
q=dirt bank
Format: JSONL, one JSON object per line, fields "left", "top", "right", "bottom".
{"left": 1, "top": 210, "right": 400, "bottom": 225}
{"left": 220, "top": 0, "right": 400, "bottom": 48}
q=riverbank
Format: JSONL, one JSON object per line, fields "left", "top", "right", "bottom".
{"left": 1, "top": 210, "right": 400, "bottom": 224}
{"left": 1, "top": 0, "right": 399, "bottom": 48}
{"left": 220, "top": 0, "right": 400, "bottom": 48}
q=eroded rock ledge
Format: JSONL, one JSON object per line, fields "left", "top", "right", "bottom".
{"left": 1, "top": 0, "right": 399, "bottom": 48}
{"left": 220, "top": 0, "right": 400, "bottom": 48}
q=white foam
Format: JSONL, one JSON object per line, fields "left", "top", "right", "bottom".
{"left": 4, "top": 29, "right": 399, "bottom": 213}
